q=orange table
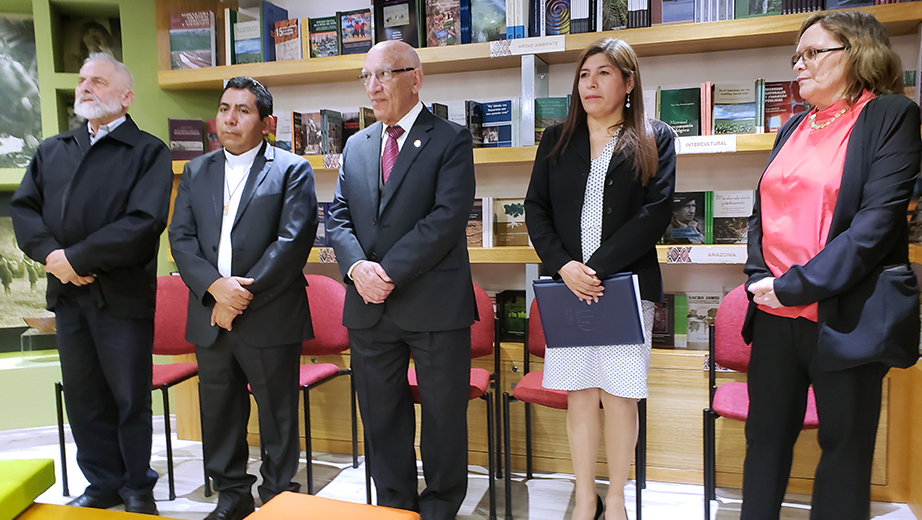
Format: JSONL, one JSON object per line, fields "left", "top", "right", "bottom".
{"left": 245, "top": 492, "right": 420, "bottom": 520}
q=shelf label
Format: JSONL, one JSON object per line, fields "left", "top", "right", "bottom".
{"left": 490, "top": 36, "right": 566, "bottom": 58}
{"left": 675, "top": 135, "right": 737, "bottom": 154}
{"left": 665, "top": 245, "right": 746, "bottom": 264}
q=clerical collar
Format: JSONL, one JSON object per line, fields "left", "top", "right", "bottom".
{"left": 224, "top": 142, "right": 262, "bottom": 169}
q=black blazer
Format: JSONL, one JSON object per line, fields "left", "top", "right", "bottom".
{"left": 169, "top": 143, "right": 318, "bottom": 348}
{"left": 327, "top": 107, "right": 477, "bottom": 331}
{"left": 11, "top": 115, "right": 172, "bottom": 319}
{"left": 525, "top": 120, "right": 677, "bottom": 302}
{"left": 744, "top": 94, "right": 921, "bottom": 370}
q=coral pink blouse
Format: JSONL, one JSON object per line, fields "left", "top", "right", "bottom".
{"left": 757, "top": 90, "right": 875, "bottom": 321}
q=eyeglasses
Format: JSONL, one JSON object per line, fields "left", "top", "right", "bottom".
{"left": 358, "top": 67, "right": 416, "bottom": 85}
{"left": 791, "top": 46, "right": 847, "bottom": 68}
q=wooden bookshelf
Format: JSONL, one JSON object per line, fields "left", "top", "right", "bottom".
{"left": 157, "top": 3, "right": 922, "bottom": 89}
{"left": 911, "top": 243, "right": 922, "bottom": 265}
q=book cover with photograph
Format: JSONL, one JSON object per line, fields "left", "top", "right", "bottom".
{"left": 338, "top": 9, "right": 373, "bottom": 55}
{"left": 206, "top": 119, "right": 221, "bottom": 152}
{"left": 712, "top": 82, "right": 757, "bottom": 135}
{"left": 376, "top": 0, "right": 425, "bottom": 47}
{"left": 467, "top": 198, "right": 485, "bottom": 247}
{"left": 663, "top": 191, "right": 711, "bottom": 244}
{"left": 686, "top": 293, "right": 721, "bottom": 349}
{"left": 60, "top": 15, "right": 122, "bottom": 73}
{"left": 321, "top": 109, "right": 344, "bottom": 154}
{"left": 275, "top": 112, "right": 304, "bottom": 155}
{"left": 308, "top": 16, "right": 340, "bottom": 58}
{"left": 471, "top": 0, "right": 506, "bottom": 42}
{"left": 302, "top": 112, "right": 323, "bottom": 155}
{"left": 234, "top": 18, "right": 263, "bottom": 64}
{"left": 426, "top": 0, "right": 462, "bottom": 46}
{"left": 481, "top": 99, "right": 516, "bottom": 147}
{"left": 274, "top": 18, "right": 301, "bottom": 61}
{"left": 168, "top": 119, "right": 204, "bottom": 160}
{"left": 535, "top": 97, "right": 568, "bottom": 142}
{"left": 169, "top": 11, "right": 216, "bottom": 70}
{"left": 712, "top": 190, "right": 754, "bottom": 244}
{"left": 734, "top": 0, "right": 781, "bottom": 17}
{"left": 652, "top": 293, "right": 675, "bottom": 347}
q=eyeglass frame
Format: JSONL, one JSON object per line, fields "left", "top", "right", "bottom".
{"left": 790, "top": 46, "right": 848, "bottom": 68}
{"left": 358, "top": 67, "right": 416, "bottom": 85}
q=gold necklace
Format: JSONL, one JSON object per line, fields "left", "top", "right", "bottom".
{"left": 808, "top": 107, "right": 847, "bottom": 130}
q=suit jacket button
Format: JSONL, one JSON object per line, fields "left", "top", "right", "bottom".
{"left": 372, "top": 218, "right": 377, "bottom": 225}
{"left": 607, "top": 178, "right": 613, "bottom": 186}
{"left": 371, "top": 253, "right": 377, "bottom": 260}
{"left": 212, "top": 246, "right": 217, "bottom": 252}
{"left": 605, "top": 207, "right": 612, "bottom": 215}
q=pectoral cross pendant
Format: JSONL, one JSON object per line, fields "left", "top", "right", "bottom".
{"left": 223, "top": 205, "right": 229, "bottom": 216}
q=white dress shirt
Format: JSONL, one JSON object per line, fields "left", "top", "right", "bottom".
{"left": 88, "top": 115, "right": 126, "bottom": 146}
{"left": 217, "top": 143, "right": 262, "bottom": 277}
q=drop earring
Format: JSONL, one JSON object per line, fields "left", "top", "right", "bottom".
{"left": 625, "top": 94, "right": 631, "bottom": 109}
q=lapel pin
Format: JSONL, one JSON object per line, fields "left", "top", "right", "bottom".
{"left": 414, "top": 139, "right": 421, "bottom": 148}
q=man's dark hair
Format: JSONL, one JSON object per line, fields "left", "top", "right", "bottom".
{"left": 223, "top": 77, "right": 273, "bottom": 120}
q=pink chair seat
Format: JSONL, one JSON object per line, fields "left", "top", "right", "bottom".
{"left": 407, "top": 367, "right": 492, "bottom": 402}
{"left": 300, "top": 363, "right": 343, "bottom": 387}
{"left": 152, "top": 362, "right": 198, "bottom": 388}
{"left": 713, "top": 381, "right": 819, "bottom": 429}
{"left": 511, "top": 370, "right": 568, "bottom": 410}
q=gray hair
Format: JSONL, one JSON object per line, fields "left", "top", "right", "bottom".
{"left": 83, "top": 52, "right": 133, "bottom": 90}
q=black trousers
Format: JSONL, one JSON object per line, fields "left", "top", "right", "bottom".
{"left": 196, "top": 332, "right": 301, "bottom": 504}
{"left": 349, "top": 313, "right": 471, "bottom": 520}
{"left": 740, "top": 310, "right": 889, "bottom": 520}
{"left": 55, "top": 291, "right": 157, "bottom": 501}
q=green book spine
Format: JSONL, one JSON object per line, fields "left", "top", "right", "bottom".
{"left": 673, "top": 294, "right": 688, "bottom": 348}
{"left": 705, "top": 191, "right": 714, "bottom": 244}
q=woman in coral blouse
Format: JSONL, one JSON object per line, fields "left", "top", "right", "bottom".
{"left": 743, "top": 11, "right": 921, "bottom": 520}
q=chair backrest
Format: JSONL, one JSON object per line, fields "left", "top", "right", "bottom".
{"left": 471, "top": 282, "right": 495, "bottom": 360}
{"left": 303, "top": 274, "right": 350, "bottom": 356}
{"left": 153, "top": 275, "right": 196, "bottom": 356}
{"left": 527, "top": 298, "right": 548, "bottom": 359}
{"left": 714, "top": 284, "right": 751, "bottom": 373}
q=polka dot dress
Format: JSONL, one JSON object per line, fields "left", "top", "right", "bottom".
{"left": 542, "top": 130, "right": 655, "bottom": 399}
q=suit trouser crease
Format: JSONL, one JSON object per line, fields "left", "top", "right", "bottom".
{"left": 740, "top": 310, "right": 887, "bottom": 520}
{"left": 196, "top": 333, "right": 302, "bottom": 504}
{"left": 55, "top": 293, "right": 157, "bottom": 499}
{"left": 349, "top": 312, "right": 471, "bottom": 520}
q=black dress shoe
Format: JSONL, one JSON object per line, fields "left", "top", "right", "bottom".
{"left": 125, "top": 494, "right": 159, "bottom": 516}
{"left": 593, "top": 495, "right": 604, "bottom": 520}
{"left": 204, "top": 498, "right": 256, "bottom": 520}
{"left": 67, "top": 493, "right": 123, "bottom": 509}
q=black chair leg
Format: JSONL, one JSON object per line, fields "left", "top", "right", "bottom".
{"left": 350, "top": 373, "right": 359, "bottom": 469}
{"left": 162, "top": 387, "right": 176, "bottom": 501}
{"left": 485, "top": 392, "right": 496, "bottom": 520}
{"left": 635, "top": 398, "right": 646, "bottom": 520}
{"left": 304, "top": 388, "right": 314, "bottom": 495}
{"left": 494, "top": 375, "right": 503, "bottom": 480}
{"left": 704, "top": 408, "right": 717, "bottom": 520}
{"left": 198, "top": 381, "right": 211, "bottom": 497}
{"left": 524, "top": 402, "right": 532, "bottom": 480}
{"left": 502, "top": 393, "right": 513, "bottom": 520}
{"left": 55, "top": 382, "right": 69, "bottom": 497}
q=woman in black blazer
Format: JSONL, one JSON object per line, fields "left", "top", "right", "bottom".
{"left": 525, "top": 38, "right": 676, "bottom": 520}
{"left": 743, "top": 11, "right": 921, "bottom": 520}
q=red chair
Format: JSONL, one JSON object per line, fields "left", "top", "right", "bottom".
{"left": 405, "top": 282, "right": 498, "bottom": 520}
{"left": 56, "top": 274, "right": 201, "bottom": 500}
{"left": 300, "top": 274, "right": 358, "bottom": 496}
{"left": 703, "top": 284, "right": 819, "bottom": 519}
{"left": 502, "top": 298, "right": 647, "bottom": 520}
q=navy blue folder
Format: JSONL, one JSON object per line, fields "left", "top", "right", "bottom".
{"left": 532, "top": 273, "right": 645, "bottom": 347}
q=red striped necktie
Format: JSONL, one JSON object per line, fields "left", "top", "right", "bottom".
{"left": 382, "top": 125, "right": 404, "bottom": 185}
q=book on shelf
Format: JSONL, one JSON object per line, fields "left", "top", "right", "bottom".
{"left": 571, "top": 0, "right": 594, "bottom": 33}
{"left": 308, "top": 16, "right": 340, "bottom": 58}
{"left": 824, "top": 0, "right": 873, "bottom": 8}
{"left": 658, "top": 87, "right": 701, "bottom": 137}
{"left": 598, "top": 0, "right": 629, "bottom": 30}
{"left": 686, "top": 292, "right": 721, "bottom": 349}
{"left": 652, "top": 293, "right": 675, "bottom": 347}
{"left": 465, "top": 100, "right": 485, "bottom": 147}
{"left": 321, "top": 109, "right": 344, "bottom": 154}
{"left": 275, "top": 112, "right": 304, "bottom": 155}
{"left": 169, "top": 11, "right": 216, "bottom": 70}
{"left": 223, "top": 7, "right": 252, "bottom": 66}
{"left": 60, "top": 15, "right": 123, "bottom": 73}
{"left": 542, "top": 0, "right": 571, "bottom": 35}
{"left": 302, "top": 112, "right": 323, "bottom": 155}
{"left": 234, "top": 17, "right": 263, "bottom": 64}
{"left": 662, "top": 0, "right": 694, "bottom": 23}
{"left": 376, "top": 0, "right": 426, "bottom": 48}
{"left": 535, "top": 97, "right": 569, "bottom": 142}
{"left": 315, "top": 202, "right": 333, "bottom": 247}
{"left": 712, "top": 190, "right": 754, "bottom": 244}
{"left": 734, "top": 0, "right": 781, "bottom": 18}
{"left": 699, "top": 81, "right": 711, "bottom": 135}
{"left": 712, "top": 81, "right": 759, "bottom": 135}
{"left": 471, "top": 0, "right": 506, "bottom": 42}
{"left": 261, "top": 1, "right": 289, "bottom": 62}
{"left": 628, "top": 0, "right": 652, "bottom": 27}
{"left": 266, "top": 115, "right": 278, "bottom": 147}
{"left": 342, "top": 107, "right": 376, "bottom": 144}
{"left": 273, "top": 18, "right": 301, "bottom": 61}
{"left": 481, "top": 99, "right": 519, "bottom": 147}
{"left": 467, "top": 198, "right": 485, "bottom": 247}
{"left": 206, "top": 119, "right": 221, "bottom": 152}
{"left": 663, "top": 191, "right": 711, "bottom": 244}
{"left": 338, "top": 9, "right": 374, "bottom": 55}
{"left": 430, "top": 102, "right": 450, "bottom": 120}
{"left": 426, "top": 0, "right": 464, "bottom": 46}
{"left": 497, "top": 290, "right": 527, "bottom": 341}
{"left": 764, "top": 80, "right": 809, "bottom": 133}
{"left": 903, "top": 70, "right": 917, "bottom": 103}
{"left": 673, "top": 294, "right": 688, "bottom": 348}
{"left": 494, "top": 198, "right": 529, "bottom": 246}
{"left": 168, "top": 119, "right": 205, "bottom": 161}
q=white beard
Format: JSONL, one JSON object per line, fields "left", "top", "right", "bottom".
{"left": 74, "top": 93, "right": 123, "bottom": 121}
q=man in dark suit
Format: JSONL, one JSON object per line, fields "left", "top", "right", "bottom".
{"left": 327, "top": 40, "right": 476, "bottom": 520}
{"left": 169, "top": 77, "right": 317, "bottom": 520}
{"left": 11, "top": 53, "right": 170, "bottom": 515}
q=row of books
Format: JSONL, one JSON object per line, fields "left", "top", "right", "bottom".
{"left": 661, "top": 190, "right": 755, "bottom": 245}
{"left": 653, "top": 292, "right": 722, "bottom": 349}
{"left": 467, "top": 197, "right": 530, "bottom": 248}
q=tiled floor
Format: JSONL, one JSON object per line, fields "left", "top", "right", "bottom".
{"left": 0, "top": 422, "right": 916, "bottom": 520}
